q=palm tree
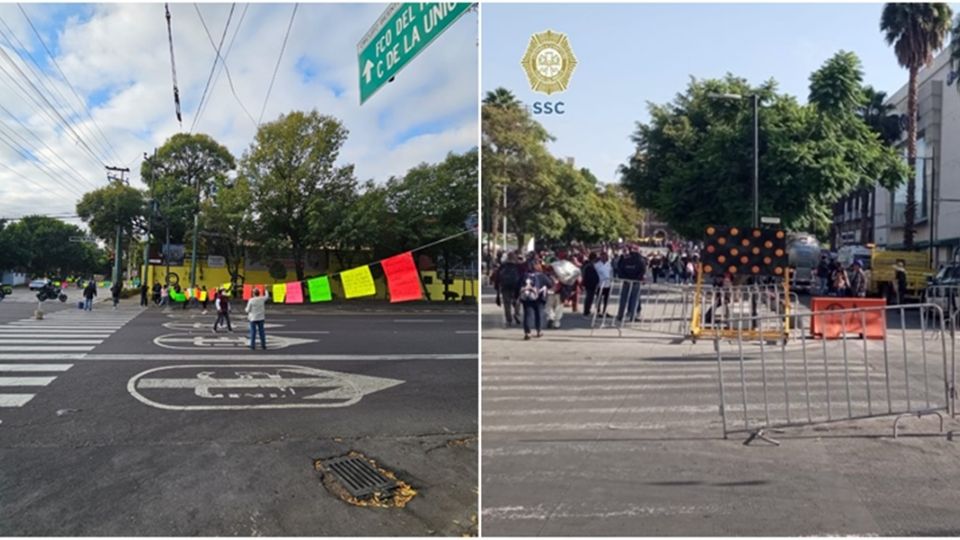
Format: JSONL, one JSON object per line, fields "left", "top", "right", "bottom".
{"left": 881, "top": 2, "right": 953, "bottom": 248}
{"left": 951, "top": 15, "right": 960, "bottom": 86}
{"left": 855, "top": 86, "right": 903, "bottom": 243}
{"left": 483, "top": 87, "right": 519, "bottom": 108}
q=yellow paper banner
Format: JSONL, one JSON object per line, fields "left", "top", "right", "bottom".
{"left": 272, "top": 283, "right": 287, "bottom": 303}
{"left": 340, "top": 265, "right": 376, "bottom": 299}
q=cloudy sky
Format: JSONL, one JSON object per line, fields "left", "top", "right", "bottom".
{"left": 0, "top": 2, "right": 478, "bottom": 226}
{"left": 483, "top": 3, "right": 960, "bottom": 183}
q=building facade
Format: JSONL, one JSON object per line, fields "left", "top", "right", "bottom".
{"left": 873, "top": 47, "right": 960, "bottom": 268}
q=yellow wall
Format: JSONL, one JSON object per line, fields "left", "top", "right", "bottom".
{"left": 144, "top": 263, "right": 477, "bottom": 303}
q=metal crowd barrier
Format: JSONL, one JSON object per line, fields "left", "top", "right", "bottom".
{"left": 924, "top": 284, "right": 960, "bottom": 329}
{"left": 692, "top": 283, "right": 799, "bottom": 343}
{"left": 715, "top": 303, "right": 953, "bottom": 445}
{"left": 589, "top": 280, "right": 694, "bottom": 337}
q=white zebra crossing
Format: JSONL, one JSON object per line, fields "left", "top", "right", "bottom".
{"left": 0, "top": 307, "right": 143, "bottom": 407}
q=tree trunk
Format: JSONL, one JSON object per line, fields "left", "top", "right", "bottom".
{"left": 904, "top": 64, "right": 918, "bottom": 249}
{"left": 489, "top": 190, "right": 500, "bottom": 265}
{"left": 292, "top": 239, "right": 305, "bottom": 281}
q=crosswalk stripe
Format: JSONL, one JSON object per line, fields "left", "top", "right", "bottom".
{"left": 0, "top": 376, "right": 56, "bottom": 386}
{"left": 0, "top": 346, "right": 95, "bottom": 351}
{"left": 483, "top": 373, "right": 888, "bottom": 382}
{"left": 0, "top": 394, "right": 35, "bottom": 407}
{"left": 0, "top": 364, "right": 73, "bottom": 371}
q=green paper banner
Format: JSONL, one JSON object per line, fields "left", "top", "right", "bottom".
{"left": 307, "top": 276, "right": 332, "bottom": 302}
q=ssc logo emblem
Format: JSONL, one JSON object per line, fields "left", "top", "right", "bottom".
{"left": 521, "top": 30, "right": 577, "bottom": 95}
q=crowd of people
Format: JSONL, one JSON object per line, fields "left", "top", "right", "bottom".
{"left": 489, "top": 242, "right": 703, "bottom": 340}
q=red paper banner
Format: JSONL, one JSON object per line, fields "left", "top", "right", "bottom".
{"left": 285, "top": 281, "right": 304, "bottom": 304}
{"left": 242, "top": 284, "right": 253, "bottom": 300}
{"left": 381, "top": 251, "right": 422, "bottom": 303}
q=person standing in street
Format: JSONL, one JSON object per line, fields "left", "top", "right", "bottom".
{"left": 595, "top": 251, "right": 613, "bottom": 318}
{"left": 245, "top": 287, "right": 268, "bottom": 350}
{"left": 212, "top": 288, "right": 233, "bottom": 333}
{"left": 582, "top": 252, "right": 599, "bottom": 317}
{"left": 160, "top": 284, "right": 169, "bottom": 307}
{"left": 616, "top": 245, "right": 646, "bottom": 322}
{"left": 894, "top": 259, "right": 908, "bottom": 305}
{"left": 152, "top": 282, "right": 162, "bottom": 305}
{"left": 849, "top": 261, "right": 867, "bottom": 298}
{"left": 139, "top": 282, "right": 148, "bottom": 307}
{"left": 110, "top": 282, "right": 121, "bottom": 310}
{"left": 200, "top": 285, "right": 210, "bottom": 313}
{"left": 82, "top": 279, "right": 97, "bottom": 311}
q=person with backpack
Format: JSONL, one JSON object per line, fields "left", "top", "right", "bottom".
{"left": 212, "top": 288, "right": 233, "bottom": 333}
{"left": 616, "top": 245, "right": 646, "bottom": 322}
{"left": 519, "top": 262, "right": 550, "bottom": 340}
{"left": 82, "top": 279, "right": 97, "bottom": 312}
{"left": 494, "top": 252, "right": 523, "bottom": 327}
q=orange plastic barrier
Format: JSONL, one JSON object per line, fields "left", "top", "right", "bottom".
{"left": 810, "top": 297, "right": 886, "bottom": 339}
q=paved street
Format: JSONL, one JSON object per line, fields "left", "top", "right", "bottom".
{"left": 481, "top": 286, "right": 960, "bottom": 536}
{"left": 0, "top": 298, "right": 478, "bottom": 536}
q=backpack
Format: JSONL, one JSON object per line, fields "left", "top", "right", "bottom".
{"left": 499, "top": 263, "right": 521, "bottom": 289}
{"left": 519, "top": 277, "right": 540, "bottom": 302}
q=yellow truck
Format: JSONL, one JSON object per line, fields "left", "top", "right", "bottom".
{"left": 867, "top": 248, "right": 933, "bottom": 301}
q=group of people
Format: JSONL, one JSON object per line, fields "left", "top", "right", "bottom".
{"left": 490, "top": 243, "right": 701, "bottom": 340}
{"left": 114, "top": 280, "right": 272, "bottom": 350}
{"left": 815, "top": 257, "right": 868, "bottom": 298}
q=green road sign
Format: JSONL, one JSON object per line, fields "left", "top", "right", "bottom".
{"left": 357, "top": 2, "right": 471, "bottom": 105}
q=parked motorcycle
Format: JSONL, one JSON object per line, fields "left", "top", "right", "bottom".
{"left": 36, "top": 283, "right": 67, "bottom": 303}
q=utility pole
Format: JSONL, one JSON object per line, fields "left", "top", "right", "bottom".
{"left": 106, "top": 166, "right": 130, "bottom": 287}
{"left": 142, "top": 150, "right": 157, "bottom": 290}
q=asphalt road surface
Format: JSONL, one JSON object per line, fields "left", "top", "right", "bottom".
{"left": 0, "top": 297, "right": 478, "bottom": 536}
{"left": 481, "top": 285, "right": 960, "bottom": 536}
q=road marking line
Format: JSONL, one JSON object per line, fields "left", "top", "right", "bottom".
{"left": 0, "top": 394, "right": 35, "bottom": 407}
{"left": 0, "top": 346, "right": 94, "bottom": 352}
{"left": 0, "top": 334, "right": 110, "bottom": 339}
{"left": 483, "top": 373, "right": 888, "bottom": 382}
{"left": 0, "top": 339, "right": 102, "bottom": 345}
{"left": 392, "top": 319, "right": 444, "bottom": 323}
{"left": 0, "top": 376, "right": 57, "bottom": 386}
{"left": 456, "top": 330, "right": 478, "bottom": 334}
{"left": 483, "top": 421, "right": 707, "bottom": 432}
{"left": 0, "top": 354, "right": 87, "bottom": 360}
{"left": 0, "top": 364, "right": 72, "bottom": 371}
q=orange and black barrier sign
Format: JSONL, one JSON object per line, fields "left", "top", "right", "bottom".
{"left": 809, "top": 297, "right": 886, "bottom": 339}
{"left": 701, "top": 226, "right": 788, "bottom": 278}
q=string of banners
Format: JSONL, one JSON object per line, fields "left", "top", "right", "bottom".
{"left": 168, "top": 229, "right": 472, "bottom": 304}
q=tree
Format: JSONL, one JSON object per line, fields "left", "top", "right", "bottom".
{"left": 76, "top": 183, "right": 147, "bottom": 242}
{"left": 881, "top": 2, "right": 954, "bottom": 247}
{"left": 952, "top": 15, "right": 960, "bottom": 91}
{"left": 243, "top": 110, "right": 356, "bottom": 281}
{"left": 620, "top": 57, "right": 908, "bottom": 239}
{"left": 481, "top": 87, "right": 552, "bottom": 255}
{"left": 143, "top": 133, "right": 236, "bottom": 279}
{"left": 856, "top": 86, "right": 903, "bottom": 243}
{"left": 0, "top": 216, "right": 105, "bottom": 278}
{"left": 200, "top": 176, "right": 254, "bottom": 288}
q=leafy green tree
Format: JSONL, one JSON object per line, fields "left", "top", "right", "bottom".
{"left": 142, "top": 133, "right": 236, "bottom": 259}
{"left": 243, "top": 110, "right": 356, "bottom": 281}
{"left": 620, "top": 55, "right": 908, "bottom": 239}
{"left": 0, "top": 216, "right": 104, "bottom": 278}
{"left": 76, "top": 182, "right": 147, "bottom": 242}
{"left": 482, "top": 87, "right": 553, "bottom": 253}
{"left": 881, "top": 2, "right": 954, "bottom": 247}
{"left": 200, "top": 176, "right": 254, "bottom": 288}
{"left": 328, "top": 181, "right": 390, "bottom": 268}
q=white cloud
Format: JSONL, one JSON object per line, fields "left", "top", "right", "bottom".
{"left": 0, "top": 3, "right": 478, "bottom": 222}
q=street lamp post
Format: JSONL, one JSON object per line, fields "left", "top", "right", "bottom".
{"left": 708, "top": 92, "right": 760, "bottom": 228}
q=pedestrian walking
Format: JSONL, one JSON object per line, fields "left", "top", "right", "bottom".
{"left": 544, "top": 266, "right": 564, "bottom": 329}
{"left": 493, "top": 252, "right": 523, "bottom": 327}
{"left": 831, "top": 262, "right": 849, "bottom": 298}
{"left": 160, "top": 284, "right": 169, "bottom": 307}
{"left": 139, "top": 282, "right": 148, "bottom": 307}
{"left": 152, "top": 282, "right": 161, "bottom": 305}
{"left": 110, "top": 281, "right": 121, "bottom": 310}
{"left": 519, "top": 262, "right": 550, "bottom": 340}
{"left": 816, "top": 256, "right": 831, "bottom": 295}
{"left": 212, "top": 288, "right": 233, "bottom": 332}
{"left": 245, "top": 287, "right": 268, "bottom": 350}
{"left": 82, "top": 279, "right": 97, "bottom": 311}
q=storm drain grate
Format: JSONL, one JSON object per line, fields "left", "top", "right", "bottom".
{"left": 320, "top": 455, "right": 399, "bottom": 500}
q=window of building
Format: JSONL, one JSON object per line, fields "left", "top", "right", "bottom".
{"left": 892, "top": 138, "right": 928, "bottom": 225}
